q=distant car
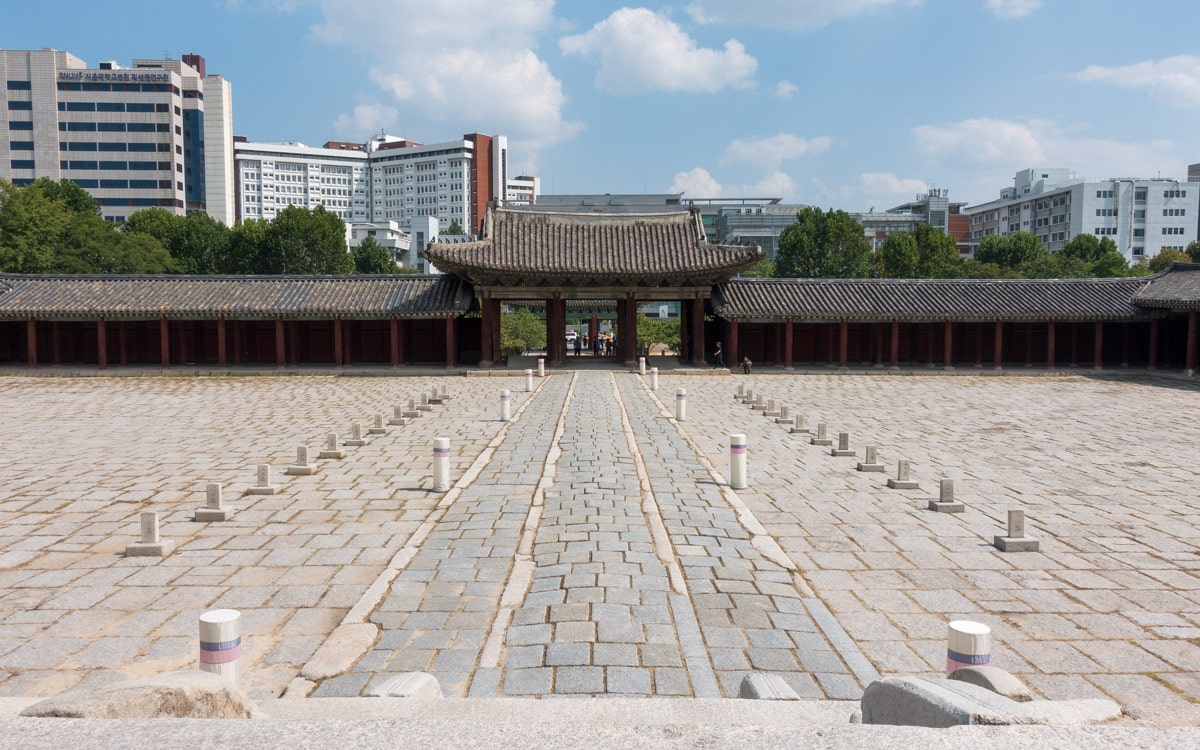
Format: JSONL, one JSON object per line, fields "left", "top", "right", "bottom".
{"left": 565, "top": 331, "right": 578, "bottom": 343}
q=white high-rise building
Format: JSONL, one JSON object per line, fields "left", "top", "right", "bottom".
{"left": 0, "top": 49, "right": 233, "bottom": 224}
{"left": 234, "top": 132, "right": 523, "bottom": 235}
{"left": 234, "top": 140, "right": 369, "bottom": 223}
{"left": 964, "top": 168, "right": 1200, "bottom": 262}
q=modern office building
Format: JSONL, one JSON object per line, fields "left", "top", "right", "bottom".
{"left": 234, "top": 132, "right": 523, "bottom": 235}
{"left": 964, "top": 168, "right": 1200, "bottom": 262}
{"left": 234, "top": 138, "right": 370, "bottom": 224}
{"left": 0, "top": 49, "right": 233, "bottom": 223}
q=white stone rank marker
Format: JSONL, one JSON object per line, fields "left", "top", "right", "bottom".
{"left": 993, "top": 509, "right": 1039, "bottom": 551}
{"left": 928, "top": 478, "right": 965, "bottom": 513}
{"left": 246, "top": 464, "right": 277, "bottom": 496}
{"left": 195, "top": 482, "right": 233, "bottom": 522}
{"left": 886, "top": 459, "right": 918, "bottom": 489}
{"left": 125, "top": 511, "right": 175, "bottom": 557}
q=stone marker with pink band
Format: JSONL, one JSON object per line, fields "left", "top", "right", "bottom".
{"left": 946, "top": 619, "right": 991, "bottom": 675}
{"left": 730, "top": 433, "right": 748, "bottom": 490}
{"left": 199, "top": 608, "right": 242, "bottom": 688}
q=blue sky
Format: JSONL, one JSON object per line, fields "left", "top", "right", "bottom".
{"left": 6, "top": 0, "right": 1200, "bottom": 209}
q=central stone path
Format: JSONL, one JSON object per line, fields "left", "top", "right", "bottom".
{"left": 316, "top": 372, "right": 867, "bottom": 698}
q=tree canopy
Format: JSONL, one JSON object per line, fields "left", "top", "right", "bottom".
{"left": 0, "top": 178, "right": 175, "bottom": 274}
{"left": 775, "top": 206, "right": 872, "bottom": 278}
{"left": 0, "top": 179, "right": 390, "bottom": 275}
{"left": 352, "top": 236, "right": 398, "bottom": 274}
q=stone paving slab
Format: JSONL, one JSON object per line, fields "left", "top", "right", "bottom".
{"left": 658, "top": 372, "right": 1200, "bottom": 720}
{"left": 0, "top": 374, "right": 532, "bottom": 700}
{"left": 1, "top": 371, "right": 1199, "bottom": 722}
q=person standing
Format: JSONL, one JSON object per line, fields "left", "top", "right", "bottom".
{"left": 713, "top": 341, "right": 725, "bottom": 369}
{"left": 574, "top": 336, "right": 582, "bottom": 357}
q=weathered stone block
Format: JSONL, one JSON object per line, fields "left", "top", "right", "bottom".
{"left": 739, "top": 673, "right": 800, "bottom": 700}
{"left": 859, "top": 675, "right": 1119, "bottom": 727}
{"left": 19, "top": 670, "right": 255, "bottom": 719}
{"left": 949, "top": 666, "right": 1032, "bottom": 702}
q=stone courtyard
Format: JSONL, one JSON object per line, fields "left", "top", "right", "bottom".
{"left": 0, "top": 369, "right": 1197, "bottom": 724}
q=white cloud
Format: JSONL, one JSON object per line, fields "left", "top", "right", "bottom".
{"left": 720, "top": 133, "right": 832, "bottom": 170}
{"left": 560, "top": 8, "right": 757, "bottom": 94}
{"left": 985, "top": 0, "right": 1041, "bottom": 19}
{"left": 1074, "top": 56, "right": 1200, "bottom": 108}
{"left": 332, "top": 103, "right": 397, "bottom": 137}
{"left": 684, "top": 0, "right": 917, "bottom": 31}
{"left": 670, "top": 167, "right": 724, "bottom": 198}
{"left": 806, "top": 173, "right": 928, "bottom": 211}
{"left": 913, "top": 117, "right": 1047, "bottom": 164}
{"left": 314, "top": 0, "right": 581, "bottom": 151}
{"left": 773, "top": 81, "right": 798, "bottom": 100}
{"left": 747, "top": 171, "right": 797, "bottom": 199}
{"left": 913, "top": 117, "right": 1180, "bottom": 191}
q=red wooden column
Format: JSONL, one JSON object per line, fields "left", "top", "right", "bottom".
{"left": 784, "top": 320, "right": 794, "bottom": 370}
{"left": 690, "top": 297, "right": 705, "bottom": 365}
{"left": 1148, "top": 319, "right": 1159, "bottom": 370}
{"left": 274, "top": 316, "right": 286, "bottom": 369}
{"left": 889, "top": 319, "right": 900, "bottom": 370}
{"left": 728, "top": 320, "right": 739, "bottom": 366}
{"left": 159, "top": 316, "right": 170, "bottom": 368}
{"left": 343, "top": 320, "right": 353, "bottom": 366}
{"left": 217, "top": 316, "right": 227, "bottom": 368}
{"left": 445, "top": 314, "right": 457, "bottom": 369}
{"left": 333, "top": 315, "right": 343, "bottom": 367}
{"left": 993, "top": 320, "right": 1003, "bottom": 370}
{"left": 390, "top": 316, "right": 400, "bottom": 368}
{"left": 838, "top": 319, "right": 849, "bottom": 371}
{"left": 943, "top": 320, "right": 953, "bottom": 370}
{"left": 26, "top": 318, "right": 39, "bottom": 368}
{"left": 1046, "top": 320, "right": 1056, "bottom": 370}
{"left": 96, "top": 318, "right": 108, "bottom": 370}
{"left": 1093, "top": 321, "right": 1104, "bottom": 371}
{"left": 1186, "top": 311, "right": 1198, "bottom": 376}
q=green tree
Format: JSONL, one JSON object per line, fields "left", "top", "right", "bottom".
{"left": 974, "top": 232, "right": 1049, "bottom": 271}
{"left": 877, "top": 232, "right": 919, "bottom": 278}
{"left": 168, "top": 212, "right": 231, "bottom": 274}
{"left": 261, "top": 205, "right": 353, "bottom": 274}
{"left": 352, "top": 236, "right": 398, "bottom": 274}
{"left": 53, "top": 216, "right": 175, "bottom": 274}
{"left": 1058, "top": 234, "right": 1102, "bottom": 264}
{"left": 913, "top": 224, "right": 962, "bottom": 278}
{"left": 775, "top": 207, "right": 872, "bottom": 278}
{"left": 740, "top": 258, "right": 775, "bottom": 278}
{"left": 0, "top": 179, "right": 67, "bottom": 272}
{"left": 500, "top": 307, "right": 546, "bottom": 355}
{"left": 222, "top": 219, "right": 268, "bottom": 275}
{"left": 123, "top": 207, "right": 182, "bottom": 247}
{"left": 1186, "top": 240, "right": 1200, "bottom": 263}
{"left": 444, "top": 220, "right": 465, "bottom": 235}
{"left": 1147, "top": 248, "right": 1192, "bottom": 273}
{"left": 636, "top": 314, "right": 681, "bottom": 355}
{"left": 39, "top": 178, "right": 100, "bottom": 216}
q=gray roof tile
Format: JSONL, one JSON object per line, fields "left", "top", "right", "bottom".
{"left": 1131, "top": 263, "right": 1200, "bottom": 310}
{"left": 0, "top": 274, "right": 473, "bottom": 320}
{"left": 713, "top": 275, "right": 1159, "bottom": 322}
{"left": 425, "top": 207, "right": 763, "bottom": 285}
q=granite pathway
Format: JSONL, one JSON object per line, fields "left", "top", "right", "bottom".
{"left": 316, "top": 372, "right": 866, "bottom": 698}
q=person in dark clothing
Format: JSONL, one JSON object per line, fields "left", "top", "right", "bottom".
{"left": 741, "top": 356, "right": 752, "bottom": 374}
{"left": 574, "top": 336, "right": 582, "bottom": 356}
{"left": 713, "top": 341, "right": 725, "bottom": 368}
